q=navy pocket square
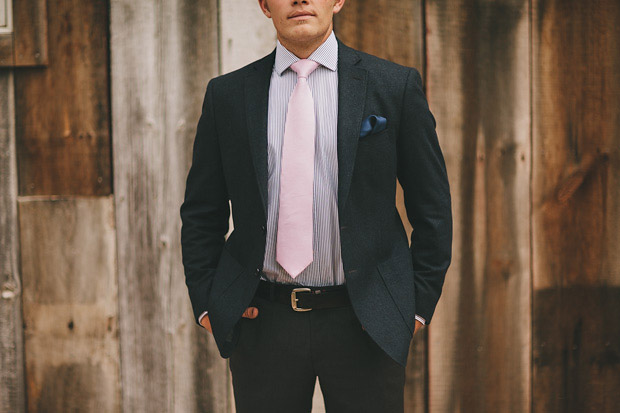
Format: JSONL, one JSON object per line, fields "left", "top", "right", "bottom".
{"left": 359, "top": 115, "right": 388, "bottom": 138}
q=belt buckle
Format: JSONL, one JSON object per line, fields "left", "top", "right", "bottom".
{"left": 291, "top": 287, "right": 312, "bottom": 312}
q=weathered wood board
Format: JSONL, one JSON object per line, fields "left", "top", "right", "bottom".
{"left": 426, "top": 0, "right": 531, "bottom": 411}
{"left": 220, "top": 0, "right": 276, "bottom": 75}
{"left": 0, "top": 0, "right": 48, "bottom": 67}
{"left": 334, "top": 0, "right": 424, "bottom": 68}
{"left": 14, "top": 0, "right": 109, "bottom": 195}
{"left": 335, "top": 2, "right": 428, "bottom": 411}
{"left": 531, "top": 0, "right": 620, "bottom": 411}
{"left": 18, "top": 197, "right": 120, "bottom": 412}
{"left": 0, "top": 70, "right": 26, "bottom": 413}
{"left": 110, "top": 0, "right": 230, "bottom": 411}
{"left": 12, "top": 0, "right": 48, "bottom": 66}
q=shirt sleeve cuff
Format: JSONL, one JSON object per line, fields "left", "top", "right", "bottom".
{"left": 415, "top": 314, "right": 426, "bottom": 325}
{"left": 198, "top": 310, "right": 209, "bottom": 327}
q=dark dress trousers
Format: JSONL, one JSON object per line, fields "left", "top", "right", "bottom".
{"left": 180, "top": 36, "right": 452, "bottom": 373}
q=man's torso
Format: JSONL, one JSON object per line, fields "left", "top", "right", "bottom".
{"left": 261, "top": 30, "right": 345, "bottom": 286}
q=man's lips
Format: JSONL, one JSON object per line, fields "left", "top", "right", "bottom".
{"left": 289, "top": 12, "right": 315, "bottom": 19}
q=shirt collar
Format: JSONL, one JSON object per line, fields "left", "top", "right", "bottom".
{"left": 274, "top": 30, "right": 338, "bottom": 76}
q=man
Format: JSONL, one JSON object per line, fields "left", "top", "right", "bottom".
{"left": 180, "top": 0, "right": 452, "bottom": 411}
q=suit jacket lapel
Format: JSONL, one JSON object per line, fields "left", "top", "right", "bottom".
{"left": 244, "top": 37, "right": 368, "bottom": 220}
{"left": 245, "top": 49, "right": 275, "bottom": 217}
{"left": 335, "top": 38, "right": 367, "bottom": 217}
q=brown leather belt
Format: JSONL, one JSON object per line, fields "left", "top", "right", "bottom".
{"left": 255, "top": 279, "right": 351, "bottom": 312}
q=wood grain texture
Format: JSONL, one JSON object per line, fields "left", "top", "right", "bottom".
{"left": 110, "top": 0, "right": 231, "bottom": 411}
{"left": 335, "top": 2, "right": 428, "bottom": 411}
{"left": 18, "top": 197, "right": 120, "bottom": 413}
{"left": 220, "top": 0, "right": 276, "bottom": 75}
{"left": 0, "top": 0, "right": 48, "bottom": 67}
{"left": 334, "top": 0, "right": 424, "bottom": 68}
{"left": 0, "top": 34, "right": 13, "bottom": 66}
{"left": 426, "top": 0, "right": 531, "bottom": 411}
{"left": 14, "top": 0, "right": 109, "bottom": 195}
{"left": 531, "top": 0, "right": 620, "bottom": 411}
{"left": 12, "top": 0, "right": 48, "bottom": 66}
{"left": 0, "top": 70, "right": 26, "bottom": 413}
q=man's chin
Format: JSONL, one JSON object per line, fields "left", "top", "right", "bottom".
{"left": 284, "top": 27, "right": 323, "bottom": 42}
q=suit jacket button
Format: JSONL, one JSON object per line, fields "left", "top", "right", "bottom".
{"left": 261, "top": 225, "right": 266, "bottom": 233}
{"left": 255, "top": 268, "right": 261, "bottom": 275}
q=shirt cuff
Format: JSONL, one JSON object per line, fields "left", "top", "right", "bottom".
{"left": 198, "top": 310, "right": 208, "bottom": 327}
{"left": 415, "top": 314, "right": 426, "bottom": 325}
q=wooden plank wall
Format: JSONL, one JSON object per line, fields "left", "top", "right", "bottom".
{"left": 531, "top": 1, "right": 620, "bottom": 412}
{"left": 0, "top": 0, "right": 48, "bottom": 67}
{"left": 109, "top": 1, "right": 229, "bottom": 412}
{"left": 425, "top": 1, "right": 532, "bottom": 412}
{"left": 11, "top": 0, "right": 120, "bottom": 412}
{"left": 14, "top": 0, "right": 110, "bottom": 196}
{"left": 334, "top": 2, "right": 429, "bottom": 411}
{"left": 0, "top": 70, "right": 25, "bottom": 413}
{"left": 18, "top": 197, "right": 120, "bottom": 412}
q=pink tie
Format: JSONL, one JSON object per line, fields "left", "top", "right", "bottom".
{"left": 276, "top": 59, "right": 320, "bottom": 278}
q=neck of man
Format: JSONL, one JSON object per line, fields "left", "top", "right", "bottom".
{"left": 277, "top": 22, "right": 333, "bottom": 59}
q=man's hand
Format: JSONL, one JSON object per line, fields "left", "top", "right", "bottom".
{"left": 199, "top": 314, "right": 212, "bottom": 332}
{"left": 199, "top": 307, "right": 259, "bottom": 333}
{"left": 414, "top": 319, "right": 423, "bottom": 335}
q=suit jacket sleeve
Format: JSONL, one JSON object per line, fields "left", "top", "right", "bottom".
{"left": 397, "top": 67, "right": 453, "bottom": 325}
{"left": 180, "top": 79, "right": 230, "bottom": 326}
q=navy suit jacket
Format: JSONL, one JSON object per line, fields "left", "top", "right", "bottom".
{"left": 180, "top": 36, "right": 452, "bottom": 367}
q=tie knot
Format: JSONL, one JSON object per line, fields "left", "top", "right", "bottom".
{"left": 290, "top": 59, "right": 320, "bottom": 79}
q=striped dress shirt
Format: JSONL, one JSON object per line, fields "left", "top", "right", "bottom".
{"left": 199, "top": 30, "right": 425, "bottom": 326}
{"left": 260, "top": 29, "right": 345, "bottom": 287}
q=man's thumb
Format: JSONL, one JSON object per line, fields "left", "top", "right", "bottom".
{"left": 244, "top": 307, "right": 259, "bottom": 318}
